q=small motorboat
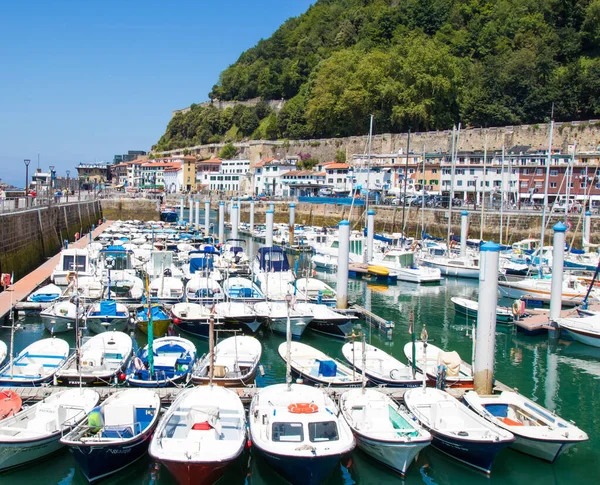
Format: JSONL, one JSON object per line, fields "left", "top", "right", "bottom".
{"left": 214, "top": 301, "right": 262, "bottom": 333}
{"left": 61, "top": 389, "right": 161, "bottom": 482}
{"left": 340, "top": 388, "right": 431, "bottom": 476}
{"left": 404, "top": 387, "right": 514, "bottom": 474}
{"left": 149, "top": 275, "right": 184, "bottom": 304}
{"left": 278, "top": 342, "right": 362, "bottom": 387}
{"left": 451, "top": 296, "right": 514, "bottom": 324}
{"left": 223, "top": 277, "right": 265, "bottom": 303}
{"left": 0, "top": 341, "right": 7, "bottom": 366}
{"left": 342, "top": 341, "right": 422, "bottom": 387}
{"left": 40, "top": 299, "right": 84, "bottom": 334}
{"left": 557, "top": 314, "right": 600, "bottom": 348}
{"left": 26, "top": 283, "right": 62, "bottom": 304}
{"left": 463, "top": 390, "right": 588, "bottom": 462}
{"left": 249, "top": 383, "right": 356, "bottom": 485}
{"left": 254, "top": 301, "right": 313, "bottom": 339}
{"left": 0, "top": 391, "right": 21, "bottom": 420}
{"left": 55, "top": 332, "right": 133, "bottom": 387}
{"left": 126, "top": 336, "right": 196, "bottom": 387}
{"left": 290, "top": 278, "right": 336, "bottom": 306}
{"left": 294, "top": 302, "right": 357, "bottom": 339}
{"left": 85, "top": 300, "right": 129, "bottom": 334}
{"left": 135, "top": 304, "right": 172, "bottom": 337}
{"left": 0, "top": 389, "right": 99, "bottom": 471}
{"left": 185, "top": 276, "right": 224, "bottom": 304}
{"left": 149, "top": 385, "right": 247, "bottom": 485}
{"left": 0, "top": 338, "right": 70, "bottom": 386}
{"left": 51, "top": 249, "right": 95, "bottom": 285}
{"left": 171, "top": 302, "right": 218, "bottom": 338}
{"left": 192, "top": 336, "right": 262, "bottom": 387}
{"left": 403, "top": 342, "right": 474, "bottom": 388}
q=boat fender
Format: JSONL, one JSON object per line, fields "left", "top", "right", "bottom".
{"left": 133, "top": 356, "right": 144, "bottom": 371}
{"left": 288, "top": 403, "right": 319, "bottom": 414}
{"left": 1, "top": 274, "right": 11, "bottom": 288}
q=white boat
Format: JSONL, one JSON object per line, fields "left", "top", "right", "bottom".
{"left": 278, "top": 342, "right": 362, "bottom": 387}
{"left": 252, "top": 246, "right": 295, "bottom": 290}
{"left": 56, "top": 332, "right": 133, "bottom": 386}
{"left": 145, "top": 250, "right": 184, "bottom": 279}
{"left": 372, "top": 249, "right": 441, "bottom": 284}
{"left": 463, "top": 390, "right": 588, "bottom": 462}
{"left": 403, "top": 342, "right": 473, "bottom": 387}
{"left": 214, "top": 301, "right": 262, "bottom": 333}
{"left": 185, "top": 276, "right": 224, "bottom": 304}
{"left": 0, "top": 341, "right": 7, "bottom": 367}
{"left": 0, "top": 338, "right": 70, "bottom": 386}
{"left": 290, "top": 278, "right": 337, "bottom": 306}
{"left": 60, "top": 389, "right": 161, "bottom": 482}
{"left": 311, "top": 252, "right": 339, "bottom": 271}
{"left": 149, "top": 385, "right": 246, "bottom": 485}
{"left": 404, "top": 387, "right": 514, "bottom": 474}
{"left": 294, "top": 302, "right": 357, "bottom": 338}
{"left": 222, "top": 277, "right": 265, "bottom": 303}
{"left": 498, "top": 274, "right": 591, "bottom": 304}
{"left": 0, "top": 388, "right": 99, "bottom": 471}
{"left": 26, "top": 283, "right": 62, "bottom": 303}
{"left": 342, "top": 342, "right": 422, "bottom": 387}
{"left": 557, "top": 313, "right": 600, "bottom": 348}
{"left": 451, "top": 296, "right": 514, "bottom": 324}
{"left": 149, "top": 276, "right": 184, "bottom": 304}
{"left": 254, "top": 301, "right": 313, "bottom": 339}
{"left": 51, "top": 249, "right": 95, "bottom": 285}
{"left": 249, "top": 383, "right": 355, "bottom": 485}
{"left": 85, "top": 300, "right": 130, "bottom": 334}
{"left": 171, "top": 302, "right": 216, "bottom": 338}
{"left": 340, "top": 388, "right": 431, "bottom": 476}
{"left": 192, "top": 336, "right": 262, "bottom": 386}
{"left": 419, "top": 250, "right": 480, "bottom": 279}
{"left": 40, "top": 300, "right": 84, "bottom": 334}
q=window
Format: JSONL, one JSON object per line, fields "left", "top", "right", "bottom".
{"left": 470, "top": 169, "right": 475, "bottom": 175}
{"left": 535, "top": 182, "right": 542, "bottom": 188}
{"left": 432, "top": 169, "right": 438, "bottom": 174}
{"left": 467, "top": 181, "right": 475, "bottom": 187}
{"left": 328, "top": 178, "right": 333, "bottom": 183}
{"left": 520, "top": 181, "right": 528, "bottom": 188}
{"left": 550, "top": 182, "right": 557, "bottom": 188}
{"left": 457, "top": 180, "right": 463, "bottom": 186}
{"left": 485, "top": 181, "right": 490, "bottom": 187}
{"left": 536, "top": 169, "right": 543, "bottom": 175}
{"left": 550, "top": 170, "right": 558, "bottom": 176}
{"left": 494, "top": 180, "right": 502, "bottom": 187}
{"left": 308, "top": 421, "right": 338, "bottom": 442}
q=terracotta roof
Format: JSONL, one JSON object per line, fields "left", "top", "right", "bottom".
{"left": 323, "top": 163, "right": 349, "bottom": 169}
{"left": 198, "top": 158, "right": 222, "bottom": 164}
{"left": 283, "top": 170, "right": 326, "bottom": 177}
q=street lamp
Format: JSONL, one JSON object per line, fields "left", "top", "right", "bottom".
{"left": 66, "top": 170, "right": 70, "bottom": 203}
{"left": 24, "top": 159, "right": 31, "bottom": 207}
{"left": 49, "top": 165, "right": 55, "bottom": 206}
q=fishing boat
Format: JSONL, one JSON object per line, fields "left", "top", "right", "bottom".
{"left": 557, "top": 314, "right": 600, "bottom": 348}
{"left": 55, "top": 332, "right": 133, "bottom": 387}
{"left": 60, "top": 389, "right": 161, "bottom": 482}
{"left": 192, "top": 336, "right": 262, "bottom": 386}
{"left": 249, "top": 383, "right": 355, "bottom": 485}
{"left": 126, "top": 336, "right": 196, "bottom": 387}
{"left": 0, "top": 338, "right": 70, "bottom": 386}
{"left": 463, "top": 390, "right": 588, "bottom": 462}
{"left": 404, "top": 387, "right": 514, "bottom": 474}
{"left": 295, "top": 302, "right": 357, "bottom": 338}
{"left": 40, "top": 299, "right": 84, "bottom": 334}
{"left": 26, "top": 283, "right": 62, "bottom": 303}
{"left": 340, "top": 388, "right": 431, "bottom": 476}
{"left": 278, "top": 342, "right": 362, "bottom": 387}
{"left": 222, "top": 277, "right": 265, "bottom": 303}
{"left": 135, "top": 304, "right": 171, "bottom": 337}
{"left": 254, "top": 300, "right": 313, "bottom": 339}
{"left": 342, "top": 341, "right": 422, "bottom": 387}
{"left": 85, "top": 300, "right": 129, "bottom": 334}
{"left": 0, "top": 341, "right": 7, "bottom": 366}
{"left": 214, "top": 301, "right": 262, "bottom": 333}
{"left": 403, "top": 342, "right": 474, "bottom": 388}
{"left": 185, "top": 276, "right": 224, "bottom": 304}
{"left": 51, "top": 248, "right": 95, "bottom": 285}
{"left": 451, "top": 296, "right": 514, "bottom": 324}
{"left": 290, "top": 278, "right": 336, "bottom": 306}
{"left": 0, "top": 391, "right": 21, "bottom": 420}
{"left": 498, "top": 274, "right": 591, "bottom": 305}
{"left": 171, "top": 302, "right": 219, "bottom": 338}
{"left": 420, "top": 249, "right": 480, "bottom": 279}
{"left": 252, "top": 246, "right": 295, "bottom": 289}
{"left": 372, "top": 249, "right": 442, "bottom": 284}
{"left": 149, "top": 385, "right": 247, "bottom": 485}
{"left": 0, "top": 388, "right": 99, "bottom": 471}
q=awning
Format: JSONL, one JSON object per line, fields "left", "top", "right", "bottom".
{"left": 533, "top": 178, "right": 544, "bottom": 182}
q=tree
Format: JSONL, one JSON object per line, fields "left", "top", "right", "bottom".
{"left": 219, "top": 142, "right": 239, "bottom": 159}
{"left": 297, "top": 158, "right": 320, "bottom": 170}
{"left": 335, "top": 150, "right": 346, "bottom": 162}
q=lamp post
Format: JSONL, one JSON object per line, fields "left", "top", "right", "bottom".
{"left": 66, "top": 170, "right": 70, "bottom": 203}
{"left": 24, "top": 159, "right": 31, "bottom": 207}
{"left": 49, "top": 165, "right": 55, "bottom": 206}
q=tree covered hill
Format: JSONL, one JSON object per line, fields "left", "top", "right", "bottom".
{"left": 156, "top": 0, "right": 600, "bottom": 151}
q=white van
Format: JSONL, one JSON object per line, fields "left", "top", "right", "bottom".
{"left": 553, "top": 195, "right": 582, "bottom": 213}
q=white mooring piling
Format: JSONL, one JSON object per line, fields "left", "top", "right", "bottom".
{"left": 584, "top": 211, "right": 592, "bottom": 253}
{"left": 460, "top": 210, "right": 468, "bottom": 257}
{"left": 289, "top": 203, "right": 296, "bottom": 247}
{"left": 204, "top": 199, "right": 210, "bottom": 237}
{"left": 550, "top": 222, "right": 567, "bottom": 328}
{"left": 231, "top": 204, "right": 239, "bottom": 240}
{"left": 474, "top": 241, "right": 500, "bottom": 395}
{"left": 189, "top": 197, "right": 194, "bottom": 226}
{"left": 337, "top": 220, "right": 350, "bottom": 309}
{"left": 218, "top": 201, "right": 225, "bottom": 244}
{"left": 195, "top": 199, "right": 200, "bottom": 231}
{"left": 366, "top": 209, "right": 375, "bottom": 262}
{"left": 179, "top": 196, "right": 184, "bottom": 222}
{"left": 249, "top": 200, "right": 255, "bottom": 234}
{"left": 265, "top": 209, "right": 274, "bottom": 247}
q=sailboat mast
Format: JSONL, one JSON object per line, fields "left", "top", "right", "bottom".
{"left": 401, "top": 129, "right": 411, "bottom": 238}
{"left": 480, "top": 136, "right": 487, "bottom": 241}
{"left": 421, "top": 144, "right": 425, "bottom": 239}
{"left": 539, "top": 118, "right": 555, "bottom": 266}
{"left": 361, "top": 333, "right": 367, "bottom": 394}
{"left": 447, "top": 126, "right": 457, "bottom": 250}
{"left": 500, "top": 145, "right": 505, "bottom": 245}
{"left": 146, "top": 275, "right": 154, "bottom": 377}
{"left": 9, "top": 288, "right": 15, "bottom": 380}
{"left": 285, "top": 295, "right": 292, "bottom": 391}
{"left": 208, "top": 316, "right": 215, "bottom": 386}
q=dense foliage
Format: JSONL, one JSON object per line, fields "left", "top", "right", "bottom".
{"left": 156, "top": 0, "right": 600, "bottom": 151}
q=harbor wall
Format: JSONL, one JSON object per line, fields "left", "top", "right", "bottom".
{"left": 0, "top": 201, "right": 102, "bottom": 280}
{"left": 101, "top": 198, "right": 160, "bottom": 222}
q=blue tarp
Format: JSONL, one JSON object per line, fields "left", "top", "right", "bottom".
{"left": 318, "top": 360, "right": 337, "bottom": 377}
{"left": 257, "top": 246, "right": 290, "bottom": 272}
{"left": 362, "top": 228, "right": 394, "bottom": 243}
{"left": 99, "top": 300, "right": 118, "bottom": 316}
{"left": 137, "top": 305, "right": 169, "bottom": 322}
{"left": 189, "top": 257, "right": 213, "bottom": 274}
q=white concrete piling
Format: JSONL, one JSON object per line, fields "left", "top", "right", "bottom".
{"left": 550, "top": 222, "right": 567, "bottom": 323}
{"left": 460, "top": 210, "right": 468, "bottom": 257}
{"left": 195, "top": 199, "right": 200, "bottom": 231}
{"left": 189, "top": 198, "right": 194, "bottom": 226}
{"left": 366, "top": 209, "right": 375, "bottom": 262}
{"left": 289, "top": 203, "right": 296, "bottom": 247}
{"left": 249, "top": 200, "right": 255, "bottom": 234}
{"left": 265, "top": 209, "right": 274, "bottom": 247}
{"left": 584, "top": 211, "right": 592, "bottom": 253}
{"left": 204, "top": 199, "right": 210, "bottom": 237}
{"left": 337, "top": 220, "right": 350, "bottom": 309}
{"left": 269, "top": 202, "right": 275, "bottom": 212}
{"left": 179, "top": 196, "right": 184, "bottom": 222}
{"left": 474, "top": 241, "right": 500, "bottom": 395}
{"left": 231, "top": 204, "right": 239, "bottom": 240}
{"left": 218, "top": 202, "right": 225, "bottom": 244}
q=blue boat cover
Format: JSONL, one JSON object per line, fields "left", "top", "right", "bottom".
{"left": 230, "top": 246, "right": 244, "bottom": 255}
{"left": 189, "top": 257, "right": 213, "bottom": 274}
{"left": 318, "top": 360, "right": 337, "bottom": 377}
{"left": 101, "top": 245, "right": 127, "bottom": 253}
{"left": 99, "top": 300, "right": 118, "bottom": 316}
{"left": 137, "top": 305, "right": 169, "bottom": 322}
{"left": 484, "top": 403, "right": 508, "bottom": 417}
{"left": 257, "top": 246, "right": 290, "bottom": 272}
{"left": 30, "top": 292, "right": 60, "bottom": 302}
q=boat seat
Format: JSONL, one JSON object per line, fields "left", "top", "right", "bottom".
{"left": 104, "top": 403, "right": 135, "bottom": 429}
{"left": 102, "top": 427, "right": 134, "bottom": 439}
{"left": 27, "top": 405, "right": 57, "bottom": 432}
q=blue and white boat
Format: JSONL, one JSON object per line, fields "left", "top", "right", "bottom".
{"left": 0, "top": 338, "right": 70, "bottom": 386}
{"left": 222, "top": 277, "right": 265, "bottom": 303}
{"left": 404, "top": 387, "right": 514, "bottom": 474}
{"left": 126, "top": 336, "right": 196, "bottom": 387}
{"left": 85, "top": 300, "right": 129, "bottom": 334}
{"left": 61, "top": 389, "right": 161, "bottom": 482}
{"left": 26, "top": 283, "right": 62, "bottom": 304}
{"left": 252, "top": 246, "right": 295, "bottom": 292}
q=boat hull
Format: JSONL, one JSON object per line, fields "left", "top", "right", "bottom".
{"left": 308, "top": 319, "right": 354, "bottom": 339}
{"left": 0, "top": 433, "right": 63, "bottom": 471}
{"left": 354, "top": 433, "right": 429, "bottom": 476}
{"left": 258, "top": 447, "right": 345, "bottom": 485}
{"left": 136, "top": 318, "right": 171, "bottom": 337}
{"left": 562, "top": 327, "right": 600, "bottom": 348}
{"left": 268, "top": 316, "right": 311, "bottom": 339}
{"left": 159, "top": 458, "right": 230, "bottom": 485}
{"left": 40, "top": 315, "right": 75, "bottom": 334}
{"left": 192, "top": 366, "right": 258, "bottom": 387}
{"left": 86, "top": 317, "right": 129, "bottom": 334}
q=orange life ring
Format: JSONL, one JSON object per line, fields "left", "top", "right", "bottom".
{"left": 1, "top": 274, "right": 10, "bottom": 288}
{"left": 74, "top": 232, "right": 80, "bottom": 241}
{"left": 288, "top": 402, "right": 319, "bottom": 414}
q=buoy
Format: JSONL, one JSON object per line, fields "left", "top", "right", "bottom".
{"left": 288, "top": 403, "right": 319, "bottom": 414}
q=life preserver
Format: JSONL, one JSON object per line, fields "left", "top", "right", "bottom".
{"left": 288, "top": 403, "right": 318, "bottom": 414}
{"left": 512, "top": 301, "right": 520, "bottom": 317}
{"left": 566, "top": 221, "right": 573, "bottom": 231}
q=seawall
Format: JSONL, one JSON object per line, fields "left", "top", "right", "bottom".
{"left": 101, "top": 198, "right": 160, "bottom": 222}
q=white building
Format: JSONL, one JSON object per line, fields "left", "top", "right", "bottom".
{"left": 253, "top": 158, "right": 297, "bottom": 196}
{"left": 209, "top": 159, "right": 250, "bottom": 194}
{"left": 139, "top": 161, "right": 181, "bottom": 189}
{"left": 163, "top": 163, "right": 183, "bottom": 193}
{"left": 280, "top": 170, "right": 327, "bottom": 196}
{"left": 196, "top": 158, "right": 222, "bottom": 190}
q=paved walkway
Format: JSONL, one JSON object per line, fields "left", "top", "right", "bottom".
{"left": 0, "top": 221, "right": 113, "bottom": 321}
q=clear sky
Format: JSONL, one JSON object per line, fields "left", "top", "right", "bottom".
{"left": 0, "top": 0, "right": 314, "bottom": 188}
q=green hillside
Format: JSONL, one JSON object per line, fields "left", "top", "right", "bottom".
{"left": 156, "top": 0, "right": 600, "bottom": 151}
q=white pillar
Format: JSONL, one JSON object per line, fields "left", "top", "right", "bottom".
{"left": 195, "top": 199, "right": 200, "bottom": 231}
{"left": 584, "top": 210, "right": 592, "bottom": 253}
{"left": 179, "top": 196, "right": 184, "bottom": 222}
{"left": 249, "top": 200, "right": 255, "bottom": 234}
{"left": 218, "top": 201, "right": 225, "bottom": 244}
{"left": 189, "top": 197, "right": 194, "bottom": 226}
{"left": 231, "top": 204, "right": 239, "bottom": 240}
{"left": 474, "top": 241, "right": 500, "bottom": 394}
{"left": 265, "top": 209, "right": 274, "bottom": 247}
{"left": 460, "top": 210, "right": 468, "bottom": 257}
{"left": 336, "top": 220, "right": 350, "bottom": 309}
{"left": 289, "top": 203, "right": 296, "bottom": 247}
{"left": 269, "top": 202, "right": 275, "bottom": 212}
{"left": 366, "top": 210, "right": 375, "bottom": 262}
{"left": 550, "top": 222, "right": 567, "bottom": 322}
{"left": 204, "top": 199, "right": 210, "bottom": 237}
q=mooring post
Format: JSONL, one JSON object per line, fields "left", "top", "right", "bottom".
{"left": 231, "top": 204, "right": 239, "bottom": 240}
{"left": 265, "top": 209, "right": 274, "bottom": 247}
{"left": 337, "top": 220, "right": 350, "bottom": 309}
{"left": 366, "top": 209, "right": 375, "bottom": 262}
{"left": 204, "top": 199, "right": 210, "bottom": 237}
{"left": 218, "top": 201, "right": 225, "bottom": 244}
{"left": 584, "top": 211, "right": 592, "bottom": 253}
{"left": 289, "top": 203, "right": 296, "bottom": 248}
{"left": 549, "top": 222, "right": 567, "bottom": 338}
{"left": 474, "top": 241, "right": 500, "bottom": 394}
{"left": 179, "top": 195, "right": 184, "bottom": 222}
{"left": 460, "top": 210, "right": 468, "bottom": 257}
{"left": 189, "top": 197, "right": 194, "bottom": 226}
{"left": 249, "top": 200, "right": 255, "bottom": 234}
{"left": 195, "top": 199, "right": 200, "bottom": 232}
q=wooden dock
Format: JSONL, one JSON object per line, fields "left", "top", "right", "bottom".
{"left": 513, "top": 305, "right": 587, "bottom": 335}
{"left": 0, "top": 221, "right": 114, "bottom": 322}
{"left": 337, "top": 304, "right": 394, "bottom": 336}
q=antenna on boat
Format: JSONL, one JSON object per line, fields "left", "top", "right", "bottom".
{"left": 420, "top": 324, "right": 428, "bottom": 391}
{"left": 285, "top": 293, "right": 293, "bottom": 391}
{"left": 409, "top": 310, "right": 416, "bottom": 379}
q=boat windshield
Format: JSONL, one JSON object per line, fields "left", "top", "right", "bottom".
{"left": 309, "top": 421, "right": 339, "bottom": 442}
{"left": 272, "top": 422, "right": 303, "bottom": 442}
{"left": 63, "top": 255, "right": 87, "bottom": 272}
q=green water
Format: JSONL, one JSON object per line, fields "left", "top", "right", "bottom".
{"left": 1, "top": 253, "right": 599, "bottom": 484}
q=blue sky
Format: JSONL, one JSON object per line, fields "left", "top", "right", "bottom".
{"left": 0, "top": 0, "right": 314, "bottom": 187}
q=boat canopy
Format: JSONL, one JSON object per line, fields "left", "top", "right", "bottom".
{"left": 189, "top": 257, "right": 214, "bottom": 274}
{"left": 257, "top": 246, "right": 290, "bottom": 272}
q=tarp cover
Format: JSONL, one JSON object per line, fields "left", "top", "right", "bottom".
{"left": 318, "top": 360, "right": 337, "bottom": 377}
{"left": 99, "top": 300, "right": 118, "bottom": 316}
{"left": 190, "top": 257, "right": 213, "bottom": 274}
{"left": 438, "top": 351, "right": 461, "bottom": 377}
{"left": 257, "top": 246, "right": 290, "bottom": 272}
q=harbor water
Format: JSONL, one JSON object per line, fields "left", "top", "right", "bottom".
{"left": 1, "top": 241, "right": 599, "bottom": 484}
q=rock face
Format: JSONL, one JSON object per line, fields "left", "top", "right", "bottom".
{"left": 100, "top": 198, "right": 159, "bottom": 222}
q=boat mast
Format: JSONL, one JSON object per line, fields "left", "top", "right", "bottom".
{"left": 421, "top": 145, "right": 426, "bottom": 240}
{"left": 401, "top": 129, "right": 411, "bottom": 240}
{"left": 539, "top": 113, "right": 555, "bottom": 273}
{"left": 361, "top": 333, "right": 367, "bottom": 394}
{"left": 208, "top": 316, "right": 215, "bottom": 386}
{"left": 9, "top": 288, "right": 15, "bottom": 380}
{"left": 447, "top": 125, "right": 457, "bottom": 251}
{"left": 480, "top": 135, "right": 487, "bottom": 241}
{"left": 500, "top": 145, "right": 505, "bottom": 245}
{"left": 363, "top": 114, "right": 374, "bottom": 262}
{"left": 285, "top": 293, "right": 292, "bottom": 391}
{"left": 146, "top": 274, "right": 154, "bottom": 378}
